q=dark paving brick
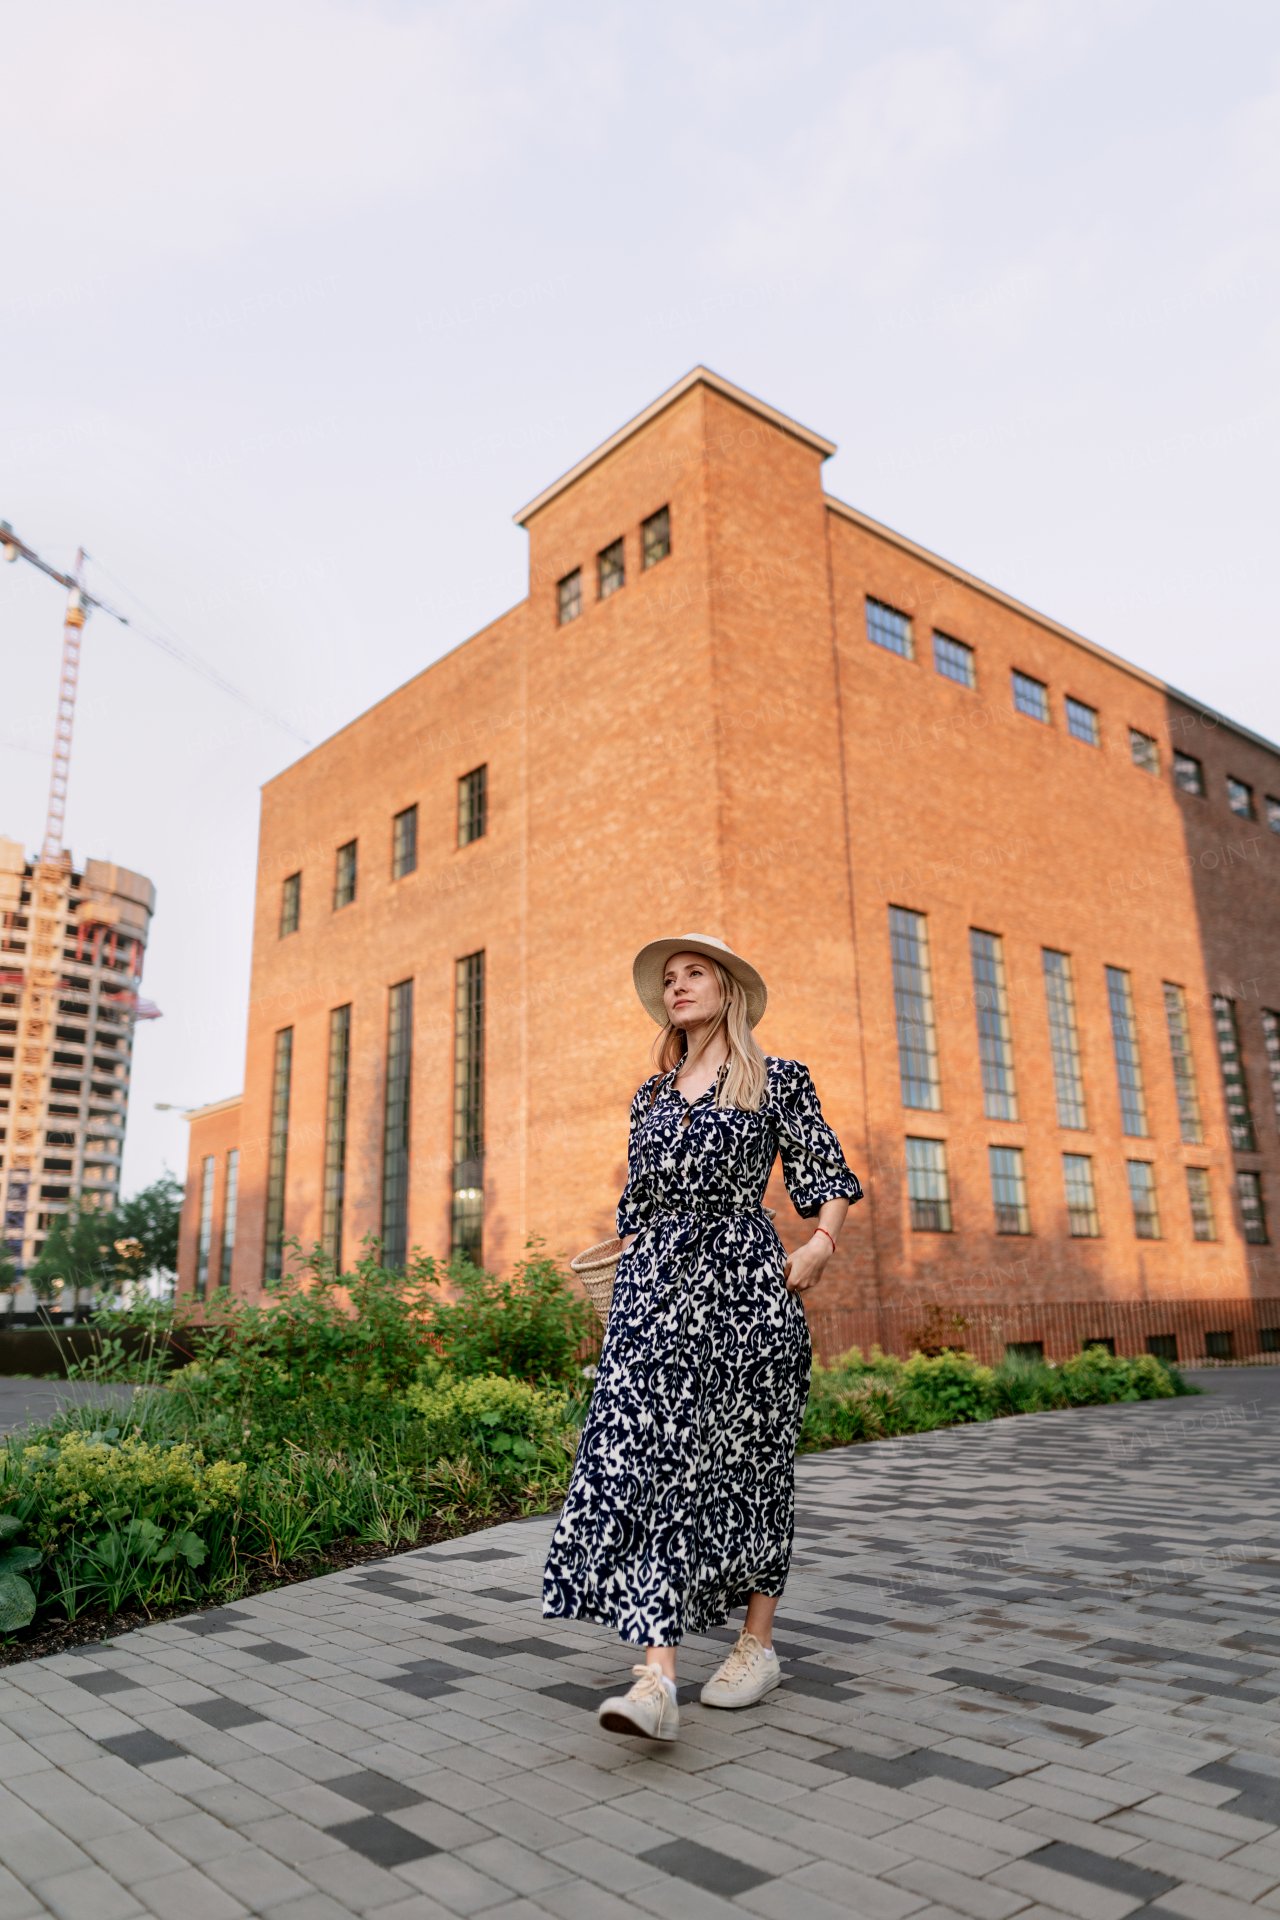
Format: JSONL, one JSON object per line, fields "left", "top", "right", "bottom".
{"left": 799, "top": 1621, "right": 872, "bottom": 1646}
{"left": 183, "top": 1698, "right": 269, "bottom": 1730}
{"left": 325, "top": 1814, "right": 438, "bottom": 1866}
{"left": 385, "top": 1673, "right": 460, "bottom": 1702}
{"left": 1170, "top": 1675, "right": 1277, "bottom": 1703}
{"left": 326, "top": 1770, "right": 425, "bottom": 1813}
{"left": 244, "top": 1640, "right": 307, "bottom": 1663}
{"left": 175, "top": 1607, "right": 254, "bottom": 1636}
{"left": 823, "top": 1605, "right": 890, "bottom": 1626}
{"left": 422, "top": 1612, "right": 482, "bottom": 1630}
{"left": 933, "top": 1666, "right": 1111, "bottom": 1714}
{"left": 1226, "top": 1630, "right": 1280, "bottom": 1652}
{"left": 540, "top": 1681, "right": 611, "bottom": 1711}
{"left": 70, "top": 1670, "right": 139, "bottom": 1696}
{"left": 100, "top": 1731, "right": 186, "bottom": 1766}
{"left": 1190, "top": 1759, "right": 1280, "bottom": 1824}
{"left": 401, "top": 1656, "right": 470, "bottom": 1679}
{"left": 1030, "top": 1660, "right": 1123, "bottom": 1684}
{"left": 965, "top": 1586, "right": 1055, "bottom": 1603}
{"left": 1029, "top": 1841, "right": 1177, "bottom": 1901}
{"left": 411, "top": 1546, "right": 519, "bottom": 1562}
{"left": 640, "top": 1837, "right": 774, "bottom": 1896}
{"left": 472, "top": 1586, "right": 530, "bottom": 1602}
{"left": 816, "top": 1747, "right": 1012, "bottom": 1790}
{"left": 445, "top": 1634, "right": 578, "bottom": 1662}
{"left": 1092, "top": 1637, "right": 1271, "bottom": 1674}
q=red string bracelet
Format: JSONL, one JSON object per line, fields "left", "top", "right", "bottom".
{"left": 814, "top": 1226, "right": 837, "bottom": 1253}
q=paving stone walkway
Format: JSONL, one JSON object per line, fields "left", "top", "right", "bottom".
{"left": 3, "top": 1370, "right": 1280, "bottom": 1920}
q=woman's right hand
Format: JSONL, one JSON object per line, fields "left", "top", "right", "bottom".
{"left": 619, "top": 1232, "right": 637, "bottom": 1254}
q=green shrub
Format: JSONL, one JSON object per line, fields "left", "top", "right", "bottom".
{"left": 1059, "top": 1345, "right": 1177, "bottom": 1404}
{"left": 406, "top": 1371, "right": 577, "bottom": 1494}
{"left": 426, "top": 1246, "right": 596, "bottom": 1383}
{"left": 899, "top": 1351, "right": 997, "bottom": 1423}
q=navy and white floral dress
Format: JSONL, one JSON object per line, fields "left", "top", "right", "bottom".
{"left": 543, "top": 1057, "right": 863, "bottom": 1647}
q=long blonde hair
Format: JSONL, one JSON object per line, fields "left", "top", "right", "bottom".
{"left": 651, "top": 958, "right": 769, "bottom": 1112}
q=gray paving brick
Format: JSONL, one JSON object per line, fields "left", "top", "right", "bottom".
{"left": 886, "top": 1857, "right": 1031, "bottom": 1920}
{"left": 29, "top": 1866, "right": 147, "bottom": 1920}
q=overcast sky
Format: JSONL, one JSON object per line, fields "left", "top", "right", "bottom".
{"left": 2, "top": 0, "right": 1278, "bottom": 1203}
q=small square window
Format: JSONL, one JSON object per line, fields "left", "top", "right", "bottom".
{"left": 1082, "top": 1336, "right": 1116, "bottom": 1356}
{"left": 598, "top": 538, "right": 625, "bottom": 600}
{"left": 905, "top": 1137, "right": 952, "bottom": 1231}
{"left": 866, "top": 597, "right": 913, "bottom": 659}
{"left": 1126, "top": 1160, "right": 1160, "bottom": 1239}
{"left": 1186, "top": 1166, "right": 1215, "bottom": 1241}
{"left": 1130, "top": 730, "right": 1160, "bottom": 775}
{"left": 1227, "top": 776, "right": 1255, "bottom": 819}
{"left": 333, "top": 841, "right": 357, "bottom": 910}
{"left": 1174, "top": 751, "right": 1204, "bottom": 796}
{"left": 1006, "top": 1340, "right": 1044, "bottom": 1362}
{"left": 1238, "top": 1169, "right": 1269, "bottom": 1245}
{"left": 989, "top": 1145, "right": 1030, "bottom": 1234}
{"left": 1266, "top": 795, "right": 1280, "bottom": 834}
{"left": 1260, "top": 1327, "right": 1280, "bottom": 1353}
{"left": 642, "top": 506, "right": 670, "bottom": 569}
{"left": 392, "top": 805, "right": 418, "bottom": 880}
{"left": 1065, "top": 697, "right": 1099, "bottom": 745}
{"left": 458, "top": 766, "right": 487, "bottom": 848}
{"left": 280, "top": 872, "right": 300, "bottom": 938}
{"left": 1146, "top": 1334, "right": 1178, "bottom": 1362}
{"left": 557, "top": 570, "right": 582, "bottom": 625}
{"left": 1205, "top": 1329, "right": 1234, "bottom": 1360}
{"left": 1012, "top": 672, "right": 1049, "bottom": 723}
{"left": 932, "top": 632, "right": 975, "bottom": 689}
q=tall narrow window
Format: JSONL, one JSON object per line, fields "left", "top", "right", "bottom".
{"left": 642, "top": 505, "right": 670, "bottom": 568}
{"left": 1012, "top": 672, "right": 1049, "bottom": 723}
{"left": 1212, "top": 996, "right": 1256, "bottom": 1152}
{"left": 263, "top": 1028, "right": 293, "bottom": 1283}
{"left": 557, "top": 569, "right": 582, "bottom": 625}
{"left": 889, "top": 907, "right": 940, "bottom": 1110}
{"left": 1130, "top": 730, "right": 1160, "bottom": 775}
{"left": 458, "top": 765, "right": 487, "bottom": 847}
{"left": 195, "top": 1155, "right": 214, "bottom": 1300}
{"left": 333, "top": 840, "right": 357, "bottom": 909}
{"left": 866, "top": 598, "right": 913, "bottom": 659}
{"left": 280, "top": 872, "right": 300, "bottom": 937}
{"left": 1267, "top": 796, "right": 1280, "bottom": 835}
{"left": 219, "top": 1149, "right": 238, "bottom": 1288}
{"left": 905, "top": 1138, "right": 951, "bottom": 1231}
{"left": 1262, "top": 1009, "right": 1280, "bottom": 1135}
{"left": 392, "top": 806, "right": 418, "bottom": 879}
{"left": 598, "top": 537, "right": 625, "bottom": 599}
{"left": 1042, "top": 950, "right": 1087, "bottom": 1129}
{"left": 1163, "top": 983, "right": 1203, "bottom": 1143}
{"left": 323, "top": 1005, "right": 351, "bottom": 1268}
{"left": 1238, "top": 1171, "right": 1269, "bottom": 1245}
{"left": 1062, "top": 1155, "right": 1099, "bottom": 1237}
{"left": 1065, "top": 698, "right": 1099, "bottom": 746}
{"left": 1126, "top": 1161, "right": 1160, "bottom": 1239}
{"left": 1185, "top": 1167, "right": 1215, "bottom": 1242}
{"left": 1106, "top": 967, "right": 1148, "bottom": 1136}
{"left": 970, "top": 930, "right": 1018, "bottom": 1121}
{"left": 453, "top": 951, "right": 485, "bottom": 1263}
{"left": 382, "top": 983, "right": 412, "bottom": 1268}
{"left": 932, "top": 633, "right": 975, "bottom": 688}
{"left": 989, "top": 1146, "right": 1030, "bottom": 1234}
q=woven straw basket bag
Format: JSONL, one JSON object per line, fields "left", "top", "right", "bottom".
{"left": 571, "top": 1209, "right": 777, "bottom": 1325}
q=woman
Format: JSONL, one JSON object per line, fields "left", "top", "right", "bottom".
{"left": 542, "top": 933, "right": 862, "bottom": 1741}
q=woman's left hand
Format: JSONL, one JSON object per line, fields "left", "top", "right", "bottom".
{"left": 783, "top": 1234, "right": 832, "bottom": 1294}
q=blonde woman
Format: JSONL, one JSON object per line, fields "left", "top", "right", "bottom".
{"left": 542, "top": 934, "right": 862, "bottom": 1741}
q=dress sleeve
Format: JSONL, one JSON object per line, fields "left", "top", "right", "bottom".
{"left": 616, "top": 1078, "right": 660, "bottom": 1236}
{"left": 772, "top": 1060, "right": 864, "bottom": 1221}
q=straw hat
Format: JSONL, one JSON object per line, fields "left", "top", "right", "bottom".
{"left": 632, "top": 933, "right": 767, "bottom": 1029}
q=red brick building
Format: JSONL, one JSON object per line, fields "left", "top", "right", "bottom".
{"left": 178, "top": 369, "right": 1280, "bottom": 1364}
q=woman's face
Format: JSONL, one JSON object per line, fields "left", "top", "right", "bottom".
{"left": 663, "top": 952, "right": 722, "bottom": 1030}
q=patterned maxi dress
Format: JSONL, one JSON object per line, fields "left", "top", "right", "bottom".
{"left": 543, "top": 1056, "right": 863, "bottom": 1647}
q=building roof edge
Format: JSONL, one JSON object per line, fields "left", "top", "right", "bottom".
{"left": 184, "top": 1094, "right": 242, "bottom": 1123}
{"left": 824, "top": 493, "right": 1280, "bottom": 762}
{"left": 513, "top": 367, "right": 837, "bottom": 527}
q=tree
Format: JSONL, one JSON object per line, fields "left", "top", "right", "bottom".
{"left": 112, "top": 1173, "right": 183, "bottom": 1282}
{"left": 0, "top": 1245, "right": 18, "bottom": 1320}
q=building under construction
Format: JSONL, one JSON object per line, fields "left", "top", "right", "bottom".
{"left": 0, "top": 837, "right": 156, "bottom": 1289}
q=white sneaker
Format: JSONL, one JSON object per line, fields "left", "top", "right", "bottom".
{"left": 597, "top": 1664, "right": 679, "bottom": 1741}
{"left": 700, "top": 1631, "right": 782, "bottom": 1709}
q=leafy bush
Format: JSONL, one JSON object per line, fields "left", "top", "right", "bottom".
{"left": 407, "top": 1371, "right": 576, "bottom": 1494}
{"left": 1058, "top": 1345, "right": 1176, "bottom": 1404}
{"left": 426, "top": 1247, "right": 596, "bottom": 1383}
{"left": 0, "top": 1518, "right": 40, "bottom": 1631}
{"left": 900, "top": 1351, "right": 997, "bottom": 1424}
